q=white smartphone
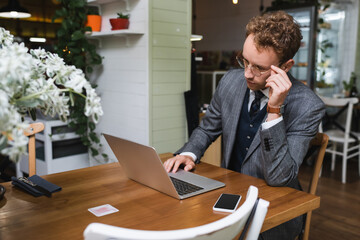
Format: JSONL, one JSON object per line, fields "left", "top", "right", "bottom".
{"left": 213, "top": 193, "right": 242, "bottom": 213}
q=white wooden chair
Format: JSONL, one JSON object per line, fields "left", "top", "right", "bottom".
{"left": 319, "top": 95, "right": 360, "bottom": 183}
{"left": 83, "top": 185, "right": 269, "bottom": 240}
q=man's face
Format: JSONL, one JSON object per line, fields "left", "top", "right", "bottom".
{"left": 242, "top": 34, "right": 280, "bottom": 91}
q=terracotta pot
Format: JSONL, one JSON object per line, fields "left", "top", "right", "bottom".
{"left": 86, "top": 15, "right": 102, "bottom": 32}
{"left": 109, "top": 18, "right": 129, "bottom": 30}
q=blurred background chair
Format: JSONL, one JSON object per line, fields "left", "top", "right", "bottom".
{"left": 184, "top": 90, "right": 199, "bottom": 137}
{"left": 84, "top": 185, "right": 269, "bottom": 240}
{"left": 1, "top": 122, "right": 44, "bottom": 179}
{"left": 319, "top": 96, "right": 360, "bottom": 183}
{"left": 23, "top": 122, "right": 45, "bottom": 176}
{"left": 302, "top": 132, "right": 329, "bottom": 240}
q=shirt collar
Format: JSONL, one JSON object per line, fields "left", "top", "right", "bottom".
{"left": 249, "top": 88, "right": 269, "bottom": 98}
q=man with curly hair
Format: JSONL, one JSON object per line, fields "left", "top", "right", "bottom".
{"left": 164, "top": 11, "right": 325, "bottom": 239}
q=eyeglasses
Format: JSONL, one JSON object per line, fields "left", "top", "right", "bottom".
{"left": 236, "top": 52, "right": 272, "bottom": 77}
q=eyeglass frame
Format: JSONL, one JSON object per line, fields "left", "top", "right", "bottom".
{"left": 236, "top": 51, "right": 284, "bottom": 77}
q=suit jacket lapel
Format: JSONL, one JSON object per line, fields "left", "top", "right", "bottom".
{"left": 224, "top": 76, "right": 247, "bottom": 168}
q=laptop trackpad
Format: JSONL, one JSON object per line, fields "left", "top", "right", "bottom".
{"left": 168, "top": 169, "right": 225, "bottom": 189}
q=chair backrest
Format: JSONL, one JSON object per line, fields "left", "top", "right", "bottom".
{"left": 84, "top": 186, "right": 269, "bottom": 240}
{"left": 5, "top": 122, "right": 44, "bottom": 176}
{"left": 307, "top": 132, "right": 329, "bottom": 194}
{"left": 318, "top": 95, "right": 359, "bottom": 107}
{"left": 184, "top": 90, "right": 199, "bottom": 137}
{"left": 302, "top": 132, "right": 329, "bottom": 240}
{"left": 319, "top": 95, "right": 358, "bottom": 136}
{"left": 24, "top": 122, "right": 44, "bottom": 176}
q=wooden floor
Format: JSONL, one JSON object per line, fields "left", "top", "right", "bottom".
{"left": 298, "top": 154, "right": 360, "bottom": 240}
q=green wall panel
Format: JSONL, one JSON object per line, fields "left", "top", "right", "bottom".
{"left": 149, "top": 0, "right": 191, "bottom": 153}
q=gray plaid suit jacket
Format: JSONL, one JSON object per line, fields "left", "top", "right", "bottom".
{"left": 177, "top": 69, "right": 325, "bottom": 240}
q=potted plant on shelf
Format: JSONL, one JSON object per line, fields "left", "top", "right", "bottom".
{"left": 85, "top": 6, "right": 102, "bottom": 32}
{"left": 110, "top": 12, "right": 130, "bottom": 30}
{"left": 343, "top": 72, "right": 358, "bottom": 97}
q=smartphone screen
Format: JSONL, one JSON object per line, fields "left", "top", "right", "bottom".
{"left": 213, "top": 193, "right": 242, "bottom": 213}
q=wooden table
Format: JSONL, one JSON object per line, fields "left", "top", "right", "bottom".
{"left": 0, "top": 153, "right": 320, "bottom": 240}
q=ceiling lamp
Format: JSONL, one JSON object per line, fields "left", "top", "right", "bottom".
{"left": 191, "top": 34, "right": 203, "bottom": 42}
{"left": 0, "top": 0, "right": 31, "bottom": 18}
{"left": 233, "top": 0, "right": 238, "bottom": 4}
{"left": 30, "top": 37, "right": 46, "bottom": 43}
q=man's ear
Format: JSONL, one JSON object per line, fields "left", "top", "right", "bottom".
{"left": 282, "top": 59, "right": 295, "bottom": 72}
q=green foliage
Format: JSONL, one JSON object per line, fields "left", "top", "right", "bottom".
{"left": 316, "top": 38, "right": 333, "bottom": 83}
{"left": 316, "top": 79, "right": 334, "bottom": 88}
{"left": 53, "top": 0, "right": 108, "bottom": 161}
{"left": 316, "top": 3, "right": 334, "bottom": 85}
{"left": 53, "top": 0, "right": 102, "bottom": 73}
{"left": 87, "top": 6, "right": 100, "bottom": 15}
{"left": 343, "top": 72, "right": 357, "bottom": 91}
{"left": 117, "top": 12, "right": 130, "bottom": 19}
{"left": 318, "top": 39, "right": 333, "bottom": 55}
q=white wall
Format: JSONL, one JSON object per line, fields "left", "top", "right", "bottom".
{"left": 93, "top": 0, "right": 149, "bottom": 164}
{"left": 91, "top": 0, "right": 191, "bottom": 164}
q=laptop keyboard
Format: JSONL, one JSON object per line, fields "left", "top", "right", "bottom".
{"left": 170, "top": 176, "right": 204, "bottom": 196}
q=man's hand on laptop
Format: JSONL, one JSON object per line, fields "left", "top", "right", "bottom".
{"left": 164, "top": 155, "right": 195, "bottom": 173}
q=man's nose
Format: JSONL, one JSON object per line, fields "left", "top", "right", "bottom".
{"left": 244, "top": 66, "right": 254, "bottom": 79}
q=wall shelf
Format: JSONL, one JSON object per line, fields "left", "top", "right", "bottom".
{"left": 86, "top": 30, "right": 144, "bottom": 47}
{"left": 87, "top": 0, "right": 131, "bottom": 11}
{"left": 86, "top": 29, "right": 144, "bottom": 38}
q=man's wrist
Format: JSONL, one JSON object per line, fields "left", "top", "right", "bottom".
{"left": 267, "top": 104, "right": 284, "bottom": 114}
{"left": 180, "top": 152, "right": 197, "bottom": 162}
{"left": 266, "top": 112, "right": 282, "bottom": 121}
{"left": 262, "top": 115, "right": 283, "bottom": 129}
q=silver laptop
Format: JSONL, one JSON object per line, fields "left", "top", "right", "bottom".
{"left": 103, "top": 133, "right": 225, "bottom": 199}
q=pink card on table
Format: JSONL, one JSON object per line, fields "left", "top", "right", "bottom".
{"left": 88, "top": 204, "right": 119, "bottom": 217}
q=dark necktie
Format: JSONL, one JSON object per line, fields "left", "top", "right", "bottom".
{"left": 249, "top": 91, "right": 264, "bottom": 118}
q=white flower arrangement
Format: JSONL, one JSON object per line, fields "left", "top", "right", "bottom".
{"left": 0, "top": 27, "right": 103, "bottom": 162}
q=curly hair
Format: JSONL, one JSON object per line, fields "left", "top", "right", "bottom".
{"left": 246, "top": 11, "right": 302, "bottom": 64}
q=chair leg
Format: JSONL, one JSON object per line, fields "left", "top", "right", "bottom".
{"left": 303, "top": 211, "right": 312, "bottom": 240}
{"left": 331, "top": 143, "right": 336, "bottom": 171}
{"left": 319, "top": 165, "right": 323, "bottom": 177}
{"left": 28, "top": 135, "right": 36, "bottom": 177}
{"left": 342, "top": 157, "right": 347, "bottom": 184}
{"left": 342, "top": 147, "right": 348, "bottom": 184}
{"left": 358, "top": 146, "right": 360, "bottom": 177}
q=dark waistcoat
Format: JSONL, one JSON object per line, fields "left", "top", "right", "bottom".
{"left": 229, "top": 89, "right": 267, "bottom": 172}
